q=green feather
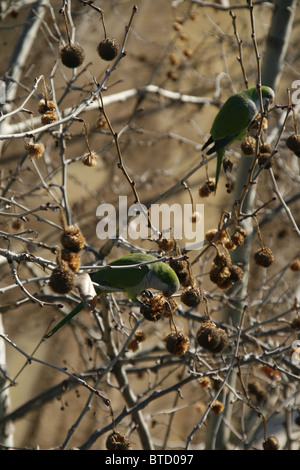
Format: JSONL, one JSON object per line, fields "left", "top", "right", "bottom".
{"left": 44, "top": 253, "right": 180, "bottom": 338}
{"left": 202, "top": 86, "right": 275, "bottom": 190}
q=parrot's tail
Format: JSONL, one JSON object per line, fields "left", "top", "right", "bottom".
{"left": 215, "top": 149, "right": 224, "bottom": 192}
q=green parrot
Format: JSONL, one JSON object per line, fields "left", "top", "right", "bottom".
{"left": 202, "top": 86, "right": 275, "bottom": 190}
{"left": 44, "top": 252, "right": 180, "bottom": 338}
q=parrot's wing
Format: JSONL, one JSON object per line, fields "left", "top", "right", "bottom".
{"left": 209, "top": 94, "right": 258, "bottom": 150}
{"left": 92, "top": 253, "right": 154, "bottom": 292}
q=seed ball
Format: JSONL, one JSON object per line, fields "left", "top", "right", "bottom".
{"left": 259, "top": 143, "right": 273, "bottom": 154}
{"left": 140, "top": 293, "right": 165, "bottom": 322}
{"left": 41, "top": 110, "right": 58, "bottom": 125}
{"left": 82, "top": 151, "right": 98, "bottom": 167}
{"left": 196, "top": 320, "right": 228, "bottom": 353}
{"left": 127, "top": 338, "right": 139, "bottom": 352}
{"left": 258, "top": 153, "right": 274, "bottom": 169}
{"left": 49, "top": 262, "right": 75, "bottom": 294}
{"left": 216, "top": 275, "right": 233, "bottom": 290}
{"left": 231, "top": 232, "right": 245, "bottom": 247}
{"left": 290, "top": 259, "right": 300, "bottom": 271}
{"left": 224, "top": 239, "right": 237, "bottom": 250}
{"left": 199, "top": 179, "right": 215, "bottom": 197}
{"left": 157, "top": 238, "right": 175, "bottom": 252}
{"left": 180, "top": 286, "right": 203, "bottom": 307}
{"left": 106, "top": 431, "right": 132, "bottom": 450}
{"left": 211, "top": 400, "right": 224, "bottom": 414}
{"left": 164, "top": 331, "right": 189, "bottom": 355}
{"left": 61, "top": 249, "right": 81, "bottom": 272}
{"left": 38, "top": 99, "right": 56, "bottom": 115}
{"left": 168, "top": 258, "right": 188, "bottom": 273}
{"left": 254, "top": 247, "right": 274, "bottom": 267}
{"left": 97, "top": 38, "right": 119, "bottom": 61}
{"left": 61, "top": 225, "right": 85, "bottom": 253}
{"left": 60, "top": 43, "right": 85, "bottom": 68}
{"left": 209, "top": 265, "right": 231, "bottom": 285}
{"left": 213, "top": 251, "right": 231, "bottom": 269}
{"left": 25, "top": 142, "right": 45, "bottom": 158}
{"left": 231, "top": 227, "right": 246, "bottom": 247}
{"left": 229, "top": 264, "right": 243, "bottom": 282}
{"left": 262, "top": 435, "right": 280, "bottom": 450}
{"left": 198, "top": 377, "right": 211, "bottom": 389}
{"left": 241, "top": 136, "right": 256, "bottom": 155}
{"left": 291, "top": 317, "right": 300, "bottom": 330}
{"left": 286, "top": 134, "right": 300, "bottom": 153}
{"left": 11, "top": 218, "right": 24, "bottom": 231}
{"left": 134, "top": 330, "right": 146, "bottom": 343}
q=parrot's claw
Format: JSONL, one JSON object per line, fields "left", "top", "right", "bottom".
{"left": 141, "top": 289, "right": 154, "bottom": 298}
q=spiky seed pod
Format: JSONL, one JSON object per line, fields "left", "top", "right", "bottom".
{"left": 213, "top": 251, "right": 231, "bottom": 269}
{"left": 179, "top": 271, "right": 195, "bottom": 289}
{"left": 140, "top": 293, "right": 165, "bottom": 322}
{"left": 164, "top": 330, "right": 189, "bottom": 355}
{"left": 82, "top": 151, "right": 97, "bottom": 167}
{"left": 216, "top": 274, "right": 233, "bottom": 290}
{"left": 127, "top": 338, "right": 139, "bottom": 352}
{"left": 291, "top": 317, "right": 300, "bottom": 330}
{"left": 41, "top": 110, "right": 58, "bottom": 125}
{"left": 286, "top": 134, "right": 300, "bottom": 154}
{"left": 169, "top": 258, "right": 193, "bottom": 286}
{"left": 209, "top": 265, "right": 231, "bottom": 285}
{"left": 168, "top": 258, "right": 187, "bottom": 273}
{"left": 60, "top": 43, "right": 85, "bottom": 68}
{"left": 229, "top": 264, "right": 243, "bottom": 282}
{"left": 25, "top": 142, "right": 45, "bottom": 158}
{"left": 61, "top": 249, "right": 81, "bottom": 272}
{"left": 180, "top": 286, "right": 203, "bottom": 307}
{"left": 254, "top": 247, "right": 274, "bottom": 267}
{"left": 290, "top": 259, "right": 300, "bottom": 271}
{"left": 61, "top": 225, "right": 85, "bottom": 253}
{"left": 198, "top": 377, "right": 211, "bottom": 389}
{"left": 196, "top": 320, "right": 228, "bottom": 353}
{"left": 262, "top": 436, "right": 280, "bottom": 450}
{"left": 134, "top": 330, "right": 146, "bottom": 343}
{"left": 199, "top": 179, "right": 215, "bottom": 197}
{"left": 258, "top": 153, "right": 274, "bottom": 169}
{"left": 225, "top": 239, "right": 237, "bottom": 250}
{"left": 49, "top": 261, "right": 75, "bottom": 294}
{"left": 211, "top": 400, "right": 224, "bottom": 414}
{"left": 231, "top": 232, "right": 245, "bottom": 247}
{"left": 241, "top": 135, "right": 256, "bottom": 155}
{"left": 205, "top": 229, "right": 218, "bottom": 242}
{"left": 11, "top": 218, "right": 24, "bottom": 231}
{"left": 259, "top": 143, "right": 273, "bottom": 154}
{"left": 97, "top": 38, "right": 119, "bottom": 61}
{"left": 38, "top": 99, "right": 56, "bottom": 115}
{"left": 157, "top": 238, "right": 175, "bottom": 252}
{"left": 106, "top": 431, "right": 132, "bottom": 450}
{"left": 231, "top": 226, "right": 247, "bottom": 247}
{"left": 205, "top": 228, "right": 228, "bottom": 243}
{"left": 96, "top": 113, "right": 108, "bottom": 129}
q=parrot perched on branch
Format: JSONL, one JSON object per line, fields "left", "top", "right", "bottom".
{"left": 45, "top": 253, "right": 180, "bottom": 338}
{"left": 202, "top": 85, "right": 275, "bottom": 190}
